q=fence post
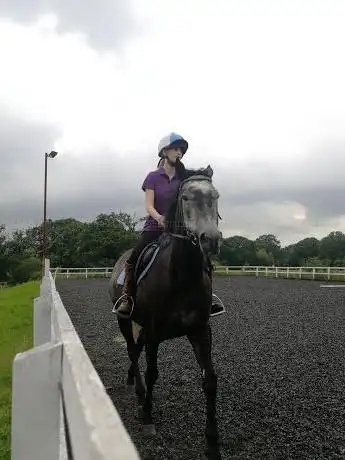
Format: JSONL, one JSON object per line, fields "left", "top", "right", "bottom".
{"left": 11, "top": 341, "right": 63, "bottom": 460}
{"left": 34, "top": 295, "right": 51, "bottom": 347}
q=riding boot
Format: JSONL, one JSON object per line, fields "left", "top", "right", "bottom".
{"left": 208, "top": 262, "right": 225, "bottom": 317}
{"left": 115, "top": 262, "right": 135, "bottom": 318}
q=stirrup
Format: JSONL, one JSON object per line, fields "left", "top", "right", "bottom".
{"left": 210, "top": 293, "right": 226, "bottom": 317}
{"left": 112, "top": 294, "right": 135, "bottom": 318}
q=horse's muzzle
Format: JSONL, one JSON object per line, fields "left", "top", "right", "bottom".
{"left": 200, "top": 230, "right": 222, "bottom": 255}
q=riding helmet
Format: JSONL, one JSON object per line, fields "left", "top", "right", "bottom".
{"left": 158, "top": 133, "right": 189, "bottom": 158}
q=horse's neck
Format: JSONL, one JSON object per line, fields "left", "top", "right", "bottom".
{"left": 169, "top": 236, "right": 207, "bottom": 286}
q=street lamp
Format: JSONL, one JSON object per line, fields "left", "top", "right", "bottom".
{"left": 42, "top": 151, "right": 58, "bottom": 270}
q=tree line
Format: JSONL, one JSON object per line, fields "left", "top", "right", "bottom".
{"left": 1, "top": 212, "right": 345, "bottom": 285}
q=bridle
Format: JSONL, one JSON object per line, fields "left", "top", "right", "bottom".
{"left": 168, "top": 175, "right": 222, "bottom": 260}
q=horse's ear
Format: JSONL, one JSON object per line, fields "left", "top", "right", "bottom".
{"left": 205, "top": 165, "right": 213, "bottom": 178}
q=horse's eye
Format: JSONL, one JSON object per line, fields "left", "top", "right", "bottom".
{"left": 182, "top": 195, "right": 188, "bottom": 201}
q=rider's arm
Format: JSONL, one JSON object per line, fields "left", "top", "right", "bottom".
{"left": 145, "top": 189, "right": 162, "bottom": 222}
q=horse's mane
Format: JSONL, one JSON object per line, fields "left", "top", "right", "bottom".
{"left": 164, "top": 187, "right": 180, "bottom": 233}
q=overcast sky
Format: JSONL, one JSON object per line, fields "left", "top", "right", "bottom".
{"left": 1, "top": 0, "right": 345, "bottom": 246}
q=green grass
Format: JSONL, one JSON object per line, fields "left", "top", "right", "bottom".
{"left": 0, "top": 281, "right": 39, "bottom": 460}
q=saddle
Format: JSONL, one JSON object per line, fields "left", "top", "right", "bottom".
{"left": 134, "top": 241, "right": 161, "bottom": 284}
{"left": 116, "top": 241, "right": 161, "bottom": 287}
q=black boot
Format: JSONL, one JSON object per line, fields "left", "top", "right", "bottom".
{"left": 211, "top": 296, "right": 225, "bottom": 316}
{"left": 115, "top": 262, "right": 135, "bottom": 319}
{"left": 208, "top": 261, "right": 225, "bottom": 317}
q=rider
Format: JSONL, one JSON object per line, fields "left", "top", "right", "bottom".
{"left": 115, "top": 133, "right": 224, "bottom": 319}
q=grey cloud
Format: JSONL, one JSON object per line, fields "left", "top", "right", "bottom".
{"left": 0, "top": 0, "right": 140, "bottom": 51}
{"left": 1, "top": 193, "right": 144, "bottom": 233}
{"left": 0, "top": 107, "right": 149, "bottom": 231}
{"left": 216, "top": 137, "right": 345, "bottom": 224}
{"left": 0, "top": 108, "right": 62, "bottom": 197}
{"left": 1, "top": 107, "right": 345, "bottom": 246}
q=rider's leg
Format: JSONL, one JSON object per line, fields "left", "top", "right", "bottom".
{"left": 115, "top": 230, "right": 162, "bottom": 318}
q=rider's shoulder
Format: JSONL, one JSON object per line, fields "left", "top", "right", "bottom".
{"left": 145, "top": 168, "right": 163, "bottom": 178}
{"left": 142, "top": 168, "right": 163, "bottom": 190}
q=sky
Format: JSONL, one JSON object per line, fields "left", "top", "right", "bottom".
{"left": 1, "top": 0, "right": 345, "bottom": 247}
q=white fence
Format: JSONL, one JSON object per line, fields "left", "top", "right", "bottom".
{"left": 11, "top": 259, "right": 140, "bottom": 460}
{"left": 51, "top": 265, "right": 345, "bottom": 281}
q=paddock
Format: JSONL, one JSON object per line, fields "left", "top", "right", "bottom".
{"left": 56, "top": 276, "right": 345, "bottom": 459}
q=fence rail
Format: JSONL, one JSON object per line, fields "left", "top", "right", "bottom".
{"left": 51, "top": 265, "right": 345, "bottom": 281}
{"left": 11, "top": 259, "right": 140, "bottom": 460}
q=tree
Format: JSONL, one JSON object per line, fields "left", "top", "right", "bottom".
{"left": 256, "top": 248, "right": 274, "bottom": 265}
{"left": 287, "top": 237, "right": 320, "bottom": 266}
{"left": 0, "top": 224, "right": 10, "bottom": 281}
{"left": 319, "top": 231, "right": 345, "bottom": 266}
{"left": 220, "top": 236, "right": 256, "bottom": 265}
{"left": 255, "top": 234, "right": 281, "bottom": 264}
{"left": 3, "top": 211, "right": 345, "bottom": 287}
{"left": 8, "top": 256, "right": 41, "bottom": 285}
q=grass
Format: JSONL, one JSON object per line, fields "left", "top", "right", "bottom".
{"left": 0, "top": 281, "right": 39, "bottom": 460}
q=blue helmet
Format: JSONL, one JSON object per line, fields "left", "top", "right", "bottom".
{"left": 158, "top": 132, "right": 189, "bottom": 158}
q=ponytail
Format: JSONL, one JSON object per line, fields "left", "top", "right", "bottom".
{"left": 157, "top": 158, "right": 164, "bottom": 169}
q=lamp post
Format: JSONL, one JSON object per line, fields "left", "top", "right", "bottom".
{"left": 42, "top": 151, "right": 58, "bottom": 271}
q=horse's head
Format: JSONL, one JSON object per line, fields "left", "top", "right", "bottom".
{"left": 173, "top": 165, "right": 222, "bottom": 255}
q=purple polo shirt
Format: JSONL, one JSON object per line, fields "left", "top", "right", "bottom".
{"left": 141, "top": 167, "right": 181, "bottom": 231}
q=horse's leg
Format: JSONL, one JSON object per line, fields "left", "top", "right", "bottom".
{"left": 128, "top": 330, "right": 146, "bottom": 406}
{"left": 188, "top": 324, "right": 221, "bottom": 460}
{"left": 118, "top": 318, "right": 146, "bottom": 407}
{"left": 141, "top": 341, "right": 159, "bottom": 435}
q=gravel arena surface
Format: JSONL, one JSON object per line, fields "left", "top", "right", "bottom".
{"left": 56, "top": 276, "right": 345, "bottom": 460}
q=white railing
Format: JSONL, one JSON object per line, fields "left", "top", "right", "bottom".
{"left": 51, "top": 265, "right": 345, "bottom": 281}
{"left": 11, "top": 259, "right": 140, "bottom": 460}
{"left": 215, "top": 265, "right": 345, "bottom": 281}
{"left": 52, "top": 266, "right": 112, "bottom": 279}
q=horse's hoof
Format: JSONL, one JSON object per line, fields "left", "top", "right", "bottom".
{"left": 202, "top": 451, "right": 222, "bottom": 460}
{"left": 136, "top": 405, "right": 144, "bottom": 420}
{"left": 142, "top": 424, "right": 156, "bottom": 436}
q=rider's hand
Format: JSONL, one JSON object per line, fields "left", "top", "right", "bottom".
{"left": 157, "top": 215, "right": 165, "bottom": 228}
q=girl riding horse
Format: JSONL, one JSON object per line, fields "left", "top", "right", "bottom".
{"left": 115, "top": 132, "right": 225, "bottom": 319}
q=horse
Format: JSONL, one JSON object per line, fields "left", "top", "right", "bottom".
{"left": 109, "top": 166, "right": 223, "bottom": 460}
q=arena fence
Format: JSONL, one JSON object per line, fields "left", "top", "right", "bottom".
{"left": 11, "top": 259, "right": 140, "bottom": 460}
{"left": 51, "top": 265, "right": 345, "bottom": 282}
